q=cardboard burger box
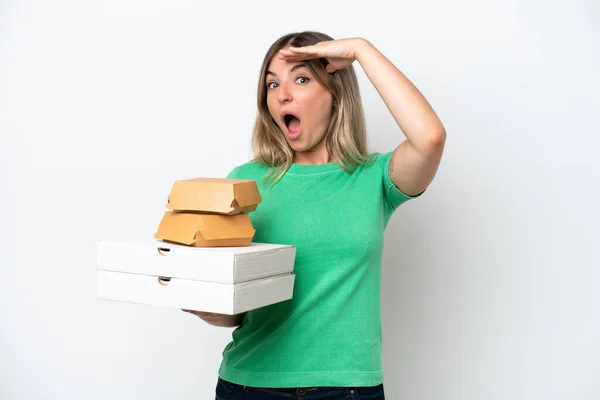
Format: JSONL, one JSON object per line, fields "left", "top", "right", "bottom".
{"left": 154, "top": 212, "right": 256, "bottom": 247}
{"left": 96, "top": 177, "right": 296, "bottom": 314}
{"left": 165, "top": 177, "right": 263, "bottom": 215}
{"left": 154, "top": 178, "right": 263, "bottom": 247}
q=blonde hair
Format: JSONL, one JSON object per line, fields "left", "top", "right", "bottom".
{"left": 251, "top": 31, "right": 373, "bottom": 184}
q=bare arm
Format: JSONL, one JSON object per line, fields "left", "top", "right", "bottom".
{"left": 280, "top": 38, "right": 446, "bottom": 197}
{"left": 355, "top": 39, "right": 446, "bottom": 196}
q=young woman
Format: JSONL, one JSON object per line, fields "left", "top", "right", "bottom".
{"left": 185, "top": 31, "right": 446, "bottom": 400}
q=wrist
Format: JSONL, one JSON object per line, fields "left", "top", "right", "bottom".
{"left": 354, "top": 38, "right": 375, "bottom": 63}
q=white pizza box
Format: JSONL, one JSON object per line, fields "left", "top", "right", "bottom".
{"left": 96, "top": 269, "right": 295, "bottom": 315}
{"left": 97, "top": 239, "right": 296, "bottom": 284}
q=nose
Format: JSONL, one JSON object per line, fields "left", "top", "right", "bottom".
{"left": 277, "top": 82, "right": 292, "bottom": 104}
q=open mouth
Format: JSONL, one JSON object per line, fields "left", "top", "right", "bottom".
{"left": 282, "top": 112, "right": 302, "bottom": 136}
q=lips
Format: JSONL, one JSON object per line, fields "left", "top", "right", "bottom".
{"left": 280, "top": 111, "right": 302, "bottom": 139}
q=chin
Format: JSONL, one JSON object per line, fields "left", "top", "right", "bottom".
{"left": 284, "top": 136, "right": 305, "bottom": 150}
{"left": 284, "top": 131, "right": 326, "bottom": 153}
{"left": 288, "top": 141, "right": 313, "bottom": 153}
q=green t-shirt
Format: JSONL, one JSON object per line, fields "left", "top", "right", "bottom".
{"left": 218, "top": 151, "right": 421, "bottom": 388}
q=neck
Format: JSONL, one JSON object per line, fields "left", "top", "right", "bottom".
{"left": 293, "top": 152, "right": 332, "bottom": 165}
{"left": 292, "top": 138, "right": 335, "bottom": 165}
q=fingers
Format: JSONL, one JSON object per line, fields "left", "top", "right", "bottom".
{"left": 287, "top": 45, "right": 317, "bottom": 55}
{"left": 278, "top": 46, "right": 342, "bottom": 74}
{"left": 182, "top": 309, "right": 212, "bottom": 317}
{"left": 278, "top": 46, "right": 319, "bottom": 61}
{"left": 277, "top": 52, "right": 308, "bottom": 62}
{"left": 278, "top": 52, "right": 337, "bottom": 73}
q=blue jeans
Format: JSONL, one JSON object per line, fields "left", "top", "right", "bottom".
{"left": 215, "top": 377, "right": 385, "bottom": 399}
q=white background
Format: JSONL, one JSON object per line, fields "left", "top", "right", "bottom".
{"left": 1, "top": 1, "right": 599, "bottom": 399}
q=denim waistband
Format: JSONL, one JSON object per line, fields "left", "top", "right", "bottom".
{"left": 218, "top": 377, "right": 384, "bottom": 398}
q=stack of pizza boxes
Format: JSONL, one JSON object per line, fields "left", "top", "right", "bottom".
{"left": 96, "top": 178, "right": 296, "bottom": 315}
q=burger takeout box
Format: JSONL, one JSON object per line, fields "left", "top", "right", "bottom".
{"left": 153, "top": 177, "right": 263, "bottom": 247}
{"left": 165, "top": 177, "right": 262, "bottom": 215}
{"left": 154, "top": 212, "right": 256, "bottom": 247}
{"left": 96, "top": 239, "right": 296, "bottom": 315}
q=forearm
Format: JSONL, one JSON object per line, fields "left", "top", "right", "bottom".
{"left": 183, "top": 310, "right": 246, "bottom": 327}
{"left": 206, "top": 312, "right": 246, "bottom": 327}
{"left": 355, "top": 39, "right": 446, "bottom": 152}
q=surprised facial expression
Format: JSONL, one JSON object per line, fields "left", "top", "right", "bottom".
{"left": 265, "top": 49, "right": 334, "bottom": 154}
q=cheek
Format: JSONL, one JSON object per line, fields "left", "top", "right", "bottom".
{"left": 266, "top": 97, "right": 279, "bottom": 124}
{"left": 308, "top": 95, "right": 333, "bottom": 126}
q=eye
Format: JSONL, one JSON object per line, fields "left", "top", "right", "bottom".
{"left": 267, "top": 81, "right": 278, "bottom": 90}
{"left": 296, "top": 76, "right": 310, "bottom": 84}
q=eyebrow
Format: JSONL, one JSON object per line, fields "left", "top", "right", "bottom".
{"left": 266, "top": 63, "right": 308, "bottom": 77}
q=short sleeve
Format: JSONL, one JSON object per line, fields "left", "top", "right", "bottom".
{"left": 375, "top": 151, "right": 425, "bottom": 213}
{"left": 226, "top": 167, "right": 239, "bottom": 179}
